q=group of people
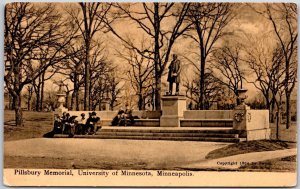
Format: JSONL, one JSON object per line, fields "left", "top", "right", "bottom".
{"left": 111, "top": 104, "right": 135, "bottom": 126}
{"left": 53, "top": 111, "right": 100, "bottom": 137}
{"left": 52, "top": 104, "right": 136, "bottom": 137}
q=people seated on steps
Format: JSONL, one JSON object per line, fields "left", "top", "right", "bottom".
{"left": 85, "top": 111, "right": 100, "bottom": 135}
{"left": 52, "top": 111, "right": 100, "bottom": 137}
{"left": 112, "top": 104, "right": 136, "bottom": 126}
{"left": 75, "top": 113, "right": 86, "bottom": 135}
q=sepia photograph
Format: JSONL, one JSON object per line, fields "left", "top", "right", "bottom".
{"left": 3, "top": 2, "right": 297, "bottom": 187}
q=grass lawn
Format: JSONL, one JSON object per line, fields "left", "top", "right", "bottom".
{"left": 205, "top": 140, "right": 296, "bottom": 172}
{"left": 4, "top": 110, "right": 53, "bottom": 141}
{"left": 239, "top": 155, "right": 297, "bottom": 172}
{"left": 206, "top": 140, "right": 296, "bottom": 160}
{"left": 270, "top": 123, "right": 297, "bottom": 142}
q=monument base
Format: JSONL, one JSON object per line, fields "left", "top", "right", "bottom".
{"left": 160, "top": 95, "right": 186, "bottom": 127}
{"left": 233, "top": 109, "right": 270, "bottom": 141}
{"left": 160, "top": 115, "right": 181, "bottom": 127}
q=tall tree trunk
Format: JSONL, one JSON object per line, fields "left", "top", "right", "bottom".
{"left": 270, "top": 98, "right": 276, "bottom": 123}
{"left": 9, "top": 95, "right": 13, "bottom": 110}
{"left": 266, "top": 98, "right": 271, "bottom": 121}
{"left": 276, "top": 109, "right": 280, "bottom": 140}
{"left": 199, "top": 51, "right": 205, "bottom": 110}
{"left": 155, "top": 79, "right": 161, "bottom": 110}
{"left": 153, "top": 3, "right": 161, "bottom": 111}
{"left": 40, "top": 72, "right": 45, "bottom": 111}
{"left": 76, "top": 92, "right": 79, "bottom": 111}
{"left": 35, "top": 79, "right": 41, "bottom": 111}
{"left": 70, "top": 92, "right": 75, "bottom": 110}
{"left": 84, "top": 41, "right": 90, "bottom": 110}
{"left": 65, "top": 91, "right": 70, "bottom": 109}
{"left": 98, "top": 100, "right": 101, "bottom": 111}
{"left": 27, "top": 88, "right": 32, "bottom": 111}
{"left": 13, "top": 62, "right": 23, "bottom": 126}
{"left": 285, "top": 93, "right": 291, "bottom": 129}
{"left": 14, "top": 93, "right": 23, "bottom": 126}
{"left": 75, "top": 73, "right": 80, "bottom": 111}
{"left": 138, "top": 93, "right": 143, "bottom": 110}
{"left": 197, "top": 21, "right": 205, "bottom": 110}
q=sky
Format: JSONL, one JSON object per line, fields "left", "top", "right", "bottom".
{"left": 15, "top": 2, "right": 298, "bottom": 103}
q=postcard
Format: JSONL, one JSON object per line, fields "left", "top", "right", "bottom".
{"left": 4, "top": 2, "right": 297, "bottom": 187}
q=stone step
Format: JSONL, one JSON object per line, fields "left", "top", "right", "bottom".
{"left": 100, "top": 119, "right": 232, "bottom": 127}
{"left": 54, "top": 134, "right": 242, "bottom": 142}
{"left": 95, "top": 131, "right": 239, "bottom": 138}
{"left": 99, "top": 128, "right": 236, "bottom": 134}
{"left": 133, "top": 119, "right": 160, "bottom": 127}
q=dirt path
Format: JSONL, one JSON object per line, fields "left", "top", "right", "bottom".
{"left": 4, "top": 138, "right": 228, "bottom": 170}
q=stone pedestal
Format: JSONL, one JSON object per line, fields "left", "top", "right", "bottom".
{"left": 54, "top": 93, "right": 68, "bottom": 116}
{"left": 233, "top": 106, "right": 270, "bottom": 141}
{"left": 54, "top": 105, "right": 68, "bottom": 116}
{"left": 160, "top": 95, "right": 186, "bottom": 127}
{"left": 101, "top": 99, "right": 110, "bottom": 111}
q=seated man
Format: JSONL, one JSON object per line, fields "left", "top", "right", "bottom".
{"left": 62, "top": 113, "right": 78, "bottom": 137}
{"left": 85, "top": 111, "right": 100, "bottom": 135}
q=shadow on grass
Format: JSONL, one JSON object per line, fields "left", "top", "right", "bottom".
{"left": 43, "top": 131, "right": 55, "bottom": 138}
{"left": 205, "top": 140, "right": 296, "bottom": 160}
{"left": 239, "top": 155, "right": 297, "bottom": 172}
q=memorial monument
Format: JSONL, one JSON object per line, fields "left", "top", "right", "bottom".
{"left": 160, "top": 54, "right": 186, "bottom": 127}
{"left": 233, "top": 89, "right": 270, "bottom": 141}
{"left": 54, "top": 80, "right": 68, "bottom": 115}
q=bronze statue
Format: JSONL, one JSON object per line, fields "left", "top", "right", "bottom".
{"left": 167, "top": 54, "right": 181, "bottom": 95}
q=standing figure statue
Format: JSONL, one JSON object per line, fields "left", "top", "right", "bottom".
{"left": 167, "top": 54, "right": 181, "bottom": 95}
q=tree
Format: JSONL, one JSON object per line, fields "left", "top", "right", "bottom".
{"left": 88, "top": 41, "right": 113, "bottom": 110}
{"left": 107, "top": 71, "right": 123, "bottom": 110}
{"left": 182, "top": 56, "right": 226, "bottom": 109}
{"left": 212, "top": 44, "right": 244, "bottom": 98}
{"left": 252, "top": 3, "right": 297, "bottom": 129}
{"left": 4, "top": 3, "right": 76, "bottom": 126}
{"left": 66, "top": 3, "right": 112, "bottom": 110}
{"left": 32, "top": 66, "right": 57, "bottom": 111}
{"left": 56, "top": 43, "right": 85, "bottom": 110}
{"left": 23, "top": 85, "right": 33, "bottom": 111}
{"left": 244, "top": 35, "right": 285, "bottom": 121}
{"left": 106, "top": 3, "right": 191, "bottom": 110}
{"left": 185, "top": 3, "right": 233, "bottom": 109}
{"left": 116, "top": 39, "right": 154, "bottom": 110}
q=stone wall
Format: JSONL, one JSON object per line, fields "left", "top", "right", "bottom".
{"left": 183, "top": 110, "right": 233, "bottom": 119}
{"left": 66, "top": 110, "right": 235, "bottom": 120}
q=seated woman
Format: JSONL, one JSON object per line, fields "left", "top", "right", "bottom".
{"left": 53, "top": 114, "right": 63, "bottom": 134}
